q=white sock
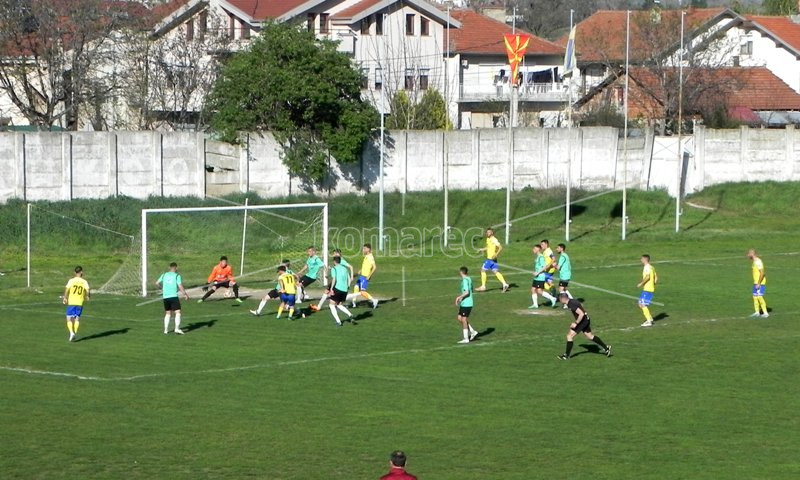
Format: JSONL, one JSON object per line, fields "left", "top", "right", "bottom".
{"left": 257, "top": 299, "right": 267, "bottom": 314}
{"left": 531, "top": 294, "right": 538, "bottom": 307}
{"left": 542, "top": 292, "right": 556, "bottom": 304}
{"left": 163, "top": 313, "right": 171, "bottom": 331}
{"left": 316, "top": 294, "right": 328, "bottom": 309}
{"left": 469, "top": 324, "right": 477, "bottom": 335}
{"left": 462, "top": 328, "right": 469, "bottom": 341}
{"left": 329, "top": 303, "right": 341, "bottom": 323}
{"left": 336, "top": 304, "right": 352, "bottom": 317}
{"left": 175, "top": 312, "right": 181, "bottom": 329}
{"left": 372, "top": 298, "right": 378, "bottom": 307}
{"left": 297, "top": 285, "right": 304, "bottom": 302}
{"left": 566, "top": 290, "right": 573, "bottom": 299}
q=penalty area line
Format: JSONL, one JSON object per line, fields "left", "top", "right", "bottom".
{"left": 498, "top": 263, "right": 665, "bottom": 306}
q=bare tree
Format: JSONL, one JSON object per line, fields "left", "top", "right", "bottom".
{"left": 0, "top": 0, "right": 136, "bottom": 129}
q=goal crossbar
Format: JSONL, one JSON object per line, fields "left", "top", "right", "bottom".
{"left": 141, "top": 202, "right": 329, "bottom": 297}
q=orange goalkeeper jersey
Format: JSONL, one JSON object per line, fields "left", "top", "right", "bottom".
{"left": 208, "top": 264, "right": 235, "bottom": 283}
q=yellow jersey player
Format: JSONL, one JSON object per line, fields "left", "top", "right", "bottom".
{"left": 351, "top": 243, "right": 378, "bottom": 309}
{"left": 637, "top": 254, "right": 658, "bottom": 327}
{"left": 747, "top": 249, "right": 768, "bottom": 318}
{"left": 540, "top": 239, "right": 557, "bottom": 294}
{"left": 276, "top": 265, "right": 298, "bottom": 319}
{"left": 476, "top": 228, "right": 509, "bottom": 292}
{"left": 63, "top": 266, "right": 90, "bottom": 342}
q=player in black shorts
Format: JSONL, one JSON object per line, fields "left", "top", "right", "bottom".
{"left": 558, "top": 293, "right": 612, "bottom": 360}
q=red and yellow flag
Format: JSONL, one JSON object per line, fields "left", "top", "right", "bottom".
{"left": 503, "top": 33, "right": 531, "bottom": 86}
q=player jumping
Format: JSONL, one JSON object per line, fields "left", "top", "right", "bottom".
{"left": 476, "top": 228, "right": 509, "bottom": 292}
{"left": 199, "top": 256, "right": 243, "bottom": 303}
{"left": 63, "top": 266, "right": 90, "bottom": 342}
{"left": 296, "top": 246, "right": 325, "bottom": 302}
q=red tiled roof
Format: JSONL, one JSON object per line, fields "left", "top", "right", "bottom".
{"left": 630, "top": 66, "right": 800, "bottom": 111}
{"left": 335, "top": 0, "right": 383, "bottom": 20}
{"left": 746, "top": 15, "right": 800, "bottom": 52}
{"left": 558, "top": 8, "right": 728, "bottom": 63}
{"left": 150, "top": 0, "right": 192, "bottom": 21}
{"left": 226, "top": 0, "right": 310, "bottom": 20}
{"left": 449, "top": 9, "right": 563, "bottom": 55}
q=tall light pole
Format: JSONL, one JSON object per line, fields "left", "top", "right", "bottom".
{"left": 622, "top": 10, "right": 630, "bottom": 241}
{"left": 675, "top": 9, "right": 685, "bottom": 233}
{"left": 565, "top": 8, "right": 574, "bottom": 242}
{"left": 444, "top": 6, "right": 450, "bottom": 247}
{"left": 505, "top": 6, "right": 517, "bottom": 245}
{"left": 378, "top": 14, "right": 386, "bottom": 251}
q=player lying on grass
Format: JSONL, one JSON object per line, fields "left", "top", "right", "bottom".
{"left": 276, "top": 265, "right": 298, "bottom": 319}
{"left": 349, "top": 243, "right": 378, "bottom": 309}
{"left": 251, "top": 259, "right": 292, "bottom": 317}
{"left": 558, "top": 294, "right": 612, "bottom": 360}
{"left": 63, "top": 266, "right": 90, "bottom": 342}
{"left": 747, "top": 248, "right": 769, "bottom": 318}
{"left": 311, "top": 249, "right": 352, "bottom": 312}
{"left": 637, "top": 254, "right": 658, "bottom": 327}
{"left": 529, "top": 244, "right": 558, "bottom": 309}
{"left": 156, "top": 262, "right": 190, "bottom": 334}
{"left": 295, "top": 246, "right": 325, "bottom": 302}
{"left": 476, "top": 227, "right": 509, "bottom": 292}
{"left": 455, "top": 267, "right": 479, "bottom": 344}
{"left": 199, "top": 256, "right": 243, "bottom": 303}
{"left": 327, "top": 256, "right": 355, "bottom": 326}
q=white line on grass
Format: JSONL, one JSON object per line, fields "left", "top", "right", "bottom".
{"left": 1, "top": 311, "right": 788, "bottom": 382}
{"left": 498, "top": 262, "right": 666, "bottom": 306}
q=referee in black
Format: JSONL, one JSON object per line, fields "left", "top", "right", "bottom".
{"left": 558, "top": 293, "right": 612, "bottom": 360}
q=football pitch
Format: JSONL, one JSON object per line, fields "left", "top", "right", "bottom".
{"left": 1, "top": 184, "right": 799, "bottom": 479}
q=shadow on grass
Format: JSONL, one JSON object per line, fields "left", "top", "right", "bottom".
{"left": 76, "top": 328, "right": 130, "bottom": 342}
{"left": 571, "top": 343, "right": 604, "bottom": 357}
{"left": 684, "top": 191, "right": 724, "bottom": 231}
{"left": 653, "top": 312, "right": 669, "bottom": 322}
{"left": 627, "top": 197, "right": 673, "bottom": 237}
{"left": 474, "top": 327, "right": 495, "bottom": 340}
{"left": 182, "top": 319, "right": 217, "bottom": 332}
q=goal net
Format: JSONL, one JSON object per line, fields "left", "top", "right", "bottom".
{"left": 139, "top": 202, "right": 328, "bottom": 297}
{"left": 26, "top": 203, "right": 138, "bottom": 293}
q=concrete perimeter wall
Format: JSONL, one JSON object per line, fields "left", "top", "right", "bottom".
{"left": 1, "top": 126, "right": 799, "bottom": 203}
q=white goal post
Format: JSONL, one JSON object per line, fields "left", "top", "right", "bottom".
{"left": 140, "top": 202, "right": 328, "bottom": 297}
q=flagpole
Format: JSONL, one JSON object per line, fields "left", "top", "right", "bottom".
{"left": 565, "top": 9, "right": 574, "bottom": 242}
{"left": 622, "top": 10, "right": 630, "bottom": 241}
{"left": 676, "top": 9, "right": 685, "bottom": 234}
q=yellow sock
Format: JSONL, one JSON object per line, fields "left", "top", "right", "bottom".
{"left": 753, "top": 297, "right": 761, "bottom": 313}
{"left": 361, "top": 291, "right": 373, "bottom": 300}
{"left": 641, "top": 307, "right": 652, "bottom": 321}
{"left": 758, "top": 297, "right": 767, "bottom": 313}
{"left": 73, "top": 320, "right": 80, "bottom": 333}
{"left": 277, "top": 306, "right": 284, "bottom": 317}
{"left": 66, "top": 321, "right": 74, "bottom": 334}
{"left": 495, "top": 272, "right": 507, "bottom": 285}
{"left": 289, "top": 308, "right": 294, "bottom": 317}
{"left": 480, "top": 271, "right": 488, "bottom": 287}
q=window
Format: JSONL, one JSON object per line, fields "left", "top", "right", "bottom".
{"left": 740, "top": 41, "right": 753, "bottom": 55}
{"left": 376, "top": 14, "right": 383, "bottom": 35}
{"left": 361, "top": 18, "right": 370, "bottom": 35}
{"left": 615, "top": 86, "right": 625, "bottom": 106}
{"left": 420, "top": 17, "right": 429, "bottom": 36}
{"left": 307, "top": 13, "right": 315, "bottom": 32}
{"left": 241, "top": 21, "right": 250, "bottom": 39}
{"left": 229, "top": 13, "right": 235, "bottom": 39}
{"left": 419, "top": 68, "right": 429, "bottom": 90}
{"left": 375, "top": 68, "right": 383, "bottom": 90}
{"left": 405, "top": 68, "right": 415, "bottom": 89}
{"left": 198, "top": 11, "right": 208, "bottom": 37}
{"left": 186, "top": 19, "right": 194, "bottom": 41}
{"left": 360, "top": 67, "right": 369, "bottom": 89}
{"left": 406, "top": 14, "right": 415, "bottom": 35}
{"left": 320, "top": 13, "right": 329, "bottom": 34}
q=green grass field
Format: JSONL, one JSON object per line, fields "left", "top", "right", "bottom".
{"left": 1, "top": 183, "right": 799, "bottom": 479}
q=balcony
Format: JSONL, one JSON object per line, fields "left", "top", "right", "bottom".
{"left": 458, "top": 82, "right": 569, "bottom": 103}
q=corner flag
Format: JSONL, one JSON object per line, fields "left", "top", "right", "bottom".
{"left": 503, "top": 33, "right": 531, "bottom": 86}
{"left": 563, "top": 26, "right": 577, "bottom": 77}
